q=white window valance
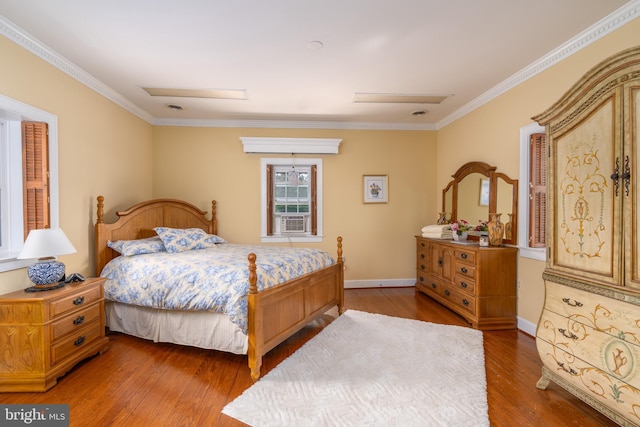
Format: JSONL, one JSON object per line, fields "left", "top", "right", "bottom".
{"left": 240, "top": 137, "right": 341, "bottom": 154}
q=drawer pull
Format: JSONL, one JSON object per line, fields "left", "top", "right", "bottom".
{"left": 461, "top": 282, "right": 468, "bottom": 288}
{"left": 438, "top": 259, "right": 443, "bottom": 266}
{"left": 431, "top": 283, "right": 437, "bottom": 289}
{"left": 557, "top": 361, "right": 577, "bottom": 375}
{"left": 461, "top": 253, "right": 468, "bottom": 259}
{"left": 420, "top": 242, "right": 425, "bottom": 248}
{"left": 420, "top": 264, "right": 426, "bottom": 271}
{"left": 444, "top": 289, "right": 450, "bottom": 296}
{"left": 73, "top": 296, "right": 85, "bottom": 306}
{"left": 420, "top": 253, "right": 425, "bottom": 259}
{"left": 558, "top": 328, "right": 578, "bottom": 340}
{"left": 460, "top": 267, "right": 467, "bottom": 274}
{"left": 462, "top": 299, "right": 469, "bottom": 306}
{"left": 74, "top": 336, "right": 86, "bottom": 346}
{"left": 73, "top": 315, "right": 85, "bottom": 325}
{"left": 561, "top": 298, "right": 583, "bottom": 307}
{"left": 419, "top": 277, "right": 424, "bottom": 282}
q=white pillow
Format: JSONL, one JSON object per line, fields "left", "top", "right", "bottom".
{"left": 107, "top": 236, "right": 166, "bottom": 256}
{"left": 153, "top": 227, "right": 225, "bottom": 253}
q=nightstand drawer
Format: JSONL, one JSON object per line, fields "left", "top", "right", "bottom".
{"left": 50, "top": 304, "right": 101, "bottom": 341}
{"left": 49, "top": 285, "right": 102, "bottom": 320}
{"left": 50, "top": 322, "right": 102, "bottom": 365}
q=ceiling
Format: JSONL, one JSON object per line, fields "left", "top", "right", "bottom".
{"left": 0, "top": 1, "right": 635, "bottom": 129}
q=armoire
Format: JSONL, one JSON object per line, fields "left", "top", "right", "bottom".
{"left": 533, "top": 46, "right": 640, "bottom": 426}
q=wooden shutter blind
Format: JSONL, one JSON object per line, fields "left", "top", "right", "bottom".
{"left": 529, "top": 133, "right": 546, "bottom": 248}
{"left": 311, "top": 165, "right": 317, "bottom": 235}
{"left": 266, "top": 164, "right": 273, "bottom": 235}
{"left": 22, "top": 121, "right": 50, "bottom": 238}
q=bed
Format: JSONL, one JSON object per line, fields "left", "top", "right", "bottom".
{"left": 94, "top": 196, "right": 344, "bottom": 380}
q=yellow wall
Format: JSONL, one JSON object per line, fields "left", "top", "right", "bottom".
{"left": 436, "top": 17, "right": 640, "bottom": 326}
{"left": 0, "top": 36, "right": 154, "bottom": 294}
{"left": 152, "top": 126, "right": 437, "bottom": 281}
{"left": 1, "top": 15, "right": 638, "bottom": 327}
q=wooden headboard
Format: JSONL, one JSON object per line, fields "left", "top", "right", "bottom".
{"left": 95, "top": 196, "right": 217, "bottom": 275}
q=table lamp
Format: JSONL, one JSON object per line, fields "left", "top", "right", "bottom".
{"left": 17, "top": 228, "right": 77, "bottom": 290}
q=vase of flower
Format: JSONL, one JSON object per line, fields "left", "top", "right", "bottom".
{"left": 452, "top": 231, "right": 468, "bottom": 241}
{"left": 488, "top": 213, "right": 504, "bottom": 246}
{"left": 451, "top": 219, "right": 472, "bottom": 242}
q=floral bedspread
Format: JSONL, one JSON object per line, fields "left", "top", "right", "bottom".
{"left": 100, "top": 243, "right": 335, "bottom": 334}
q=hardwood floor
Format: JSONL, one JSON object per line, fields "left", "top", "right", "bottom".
{"left": 0, "top": 287, "right": 617, "bottom": 426}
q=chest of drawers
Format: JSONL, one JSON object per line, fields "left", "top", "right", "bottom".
{"left": 416, "top": 236, "right": 518, "bottom": 330}
{"left": 0, "top": 277, "right": 110, "bottom": 391}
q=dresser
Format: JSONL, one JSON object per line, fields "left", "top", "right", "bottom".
{"left": 415, "top": 237, "right": 517, "bottom": 330}
{"left": 0, "top": 277, "right": 110, "bottom": 392}
{"left": 532, "top": 46, "right": 640, "bottom": 426}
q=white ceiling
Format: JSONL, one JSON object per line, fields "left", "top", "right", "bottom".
{"left": 0, "top": 0, "right": 636, "bottom": 129}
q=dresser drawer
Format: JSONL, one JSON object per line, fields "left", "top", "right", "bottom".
{"left": 544, "top": 280, "right": 640, "bottom": 337}
{"left": 454, "top": 249, "right": 476, "bottom": 264}
{"left": 442, "top": 286, "right": 476, "bottom": 316}
{"left": 50, "top": 304, "right": 101, "bottom": 342}
{"left": 453, "top": 261, "right": 476, "bottom": 279}
{"left": 538, "top": 308, "right": 640, "bottom": 381}
{"left": 416, "top": 249, "right": 429, "bottom": 272}
{"left": 537, "top": 338, "right": 640, "bottom": 417}
{"left": 453, "top": 276, "right": 476, "bottom": 295}
{"left": 49, "top": 285, "right": 102, "bottom": 320}
{"left": 50, "top": 322, "right": 103, "bottom": 365}
{"left": 422, "top": 275, "right": 445, "bottom": 297}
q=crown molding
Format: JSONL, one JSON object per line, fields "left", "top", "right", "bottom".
{"left": 435, "top": 0, "right": 640, "bottom": 130}
{"left": 2, "top": 2, "right": 638, "bottom": 131}
{"left": 0, "top": 15, "right": 153, "bottom": 123}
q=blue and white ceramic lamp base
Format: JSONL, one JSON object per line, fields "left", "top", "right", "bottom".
{"left": 27, "top": 259, "right": 66, "bottom": 287}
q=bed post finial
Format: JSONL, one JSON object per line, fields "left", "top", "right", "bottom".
{"left": 248, "top": 253, "right": 258, "bottom": 294}
{"left": 96, "top": 196, "right": 104, "bottom": 224}
{"left": 337, "top": 236, "right": 343, "bottom": 262}
{"left": 211, "top": 200, "right": 218, "bottom": 235}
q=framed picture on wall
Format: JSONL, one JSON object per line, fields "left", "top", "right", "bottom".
{"left": 363, "top": 175, "right": 388, "bottom": 203}
{"left": 479, "top": 178, "right": 490, "bottom": 206}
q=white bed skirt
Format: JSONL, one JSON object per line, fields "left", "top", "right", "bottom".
{"left": 105, "top": 301, "right": 249, "bottom": 355}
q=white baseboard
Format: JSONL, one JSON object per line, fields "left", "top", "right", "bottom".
{"left": 344, "top": 278, "right": 415, "bottom": 289}
{"left": 344, "top": 280, "right": 540, "bottom": 336}
{"left": 517, "top": 316, "right": 537, "bottom": 337}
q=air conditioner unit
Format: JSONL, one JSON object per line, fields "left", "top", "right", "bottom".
{"left": 280, "top": 215, "right": 306, "bottom": 233}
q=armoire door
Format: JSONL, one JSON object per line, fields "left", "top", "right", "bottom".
{"left": 547, "top": 86, "right": 624, "bottom": 287}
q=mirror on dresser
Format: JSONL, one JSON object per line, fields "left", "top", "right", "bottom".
{"left": 441, "top": 161, "right": 518, "bottom": 245}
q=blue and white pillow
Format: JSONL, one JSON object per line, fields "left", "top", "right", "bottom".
{"left": 108, "top": 236, "right": 166, "bottom": 256}
{"left": 153, "top": 227, "right": 225, "bottom": 253}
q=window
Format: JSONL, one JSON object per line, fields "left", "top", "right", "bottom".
{"left": 261, "top": 158, "right": 323, "bottom": 243}
{"left": 518, "top": 123, "right": 546, "bottom": 260}
{"left": 0, "top": 94, "right": 59, "bottom": 272}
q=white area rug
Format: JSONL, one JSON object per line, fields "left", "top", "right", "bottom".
{"left": 222, "top": 310, "right": 489, "bottom": 426}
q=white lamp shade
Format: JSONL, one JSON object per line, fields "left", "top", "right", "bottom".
{"left": 17, "top": 228, "right": 77, "bottom": 260}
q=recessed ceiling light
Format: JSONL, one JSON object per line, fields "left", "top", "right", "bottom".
{"left": 353, "top": 93, "right": 451, "bottom": 104}
{"left": 143, "top": 87, "right": 247, "bottom": 100}
{"left": 307, "top": 40, "right": 324, "bottom": 50}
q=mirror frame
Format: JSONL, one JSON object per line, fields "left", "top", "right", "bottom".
{"left": 442, "top": 161, "right": 518, "bottom": 245}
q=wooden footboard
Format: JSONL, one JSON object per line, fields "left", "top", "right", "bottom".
{"left": 247, "top": 237, "right": 344, "bottom": 381}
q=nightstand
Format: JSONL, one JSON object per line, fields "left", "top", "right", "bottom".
{"left": 0, "top": 277, "right": 110, "bottom": 392}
